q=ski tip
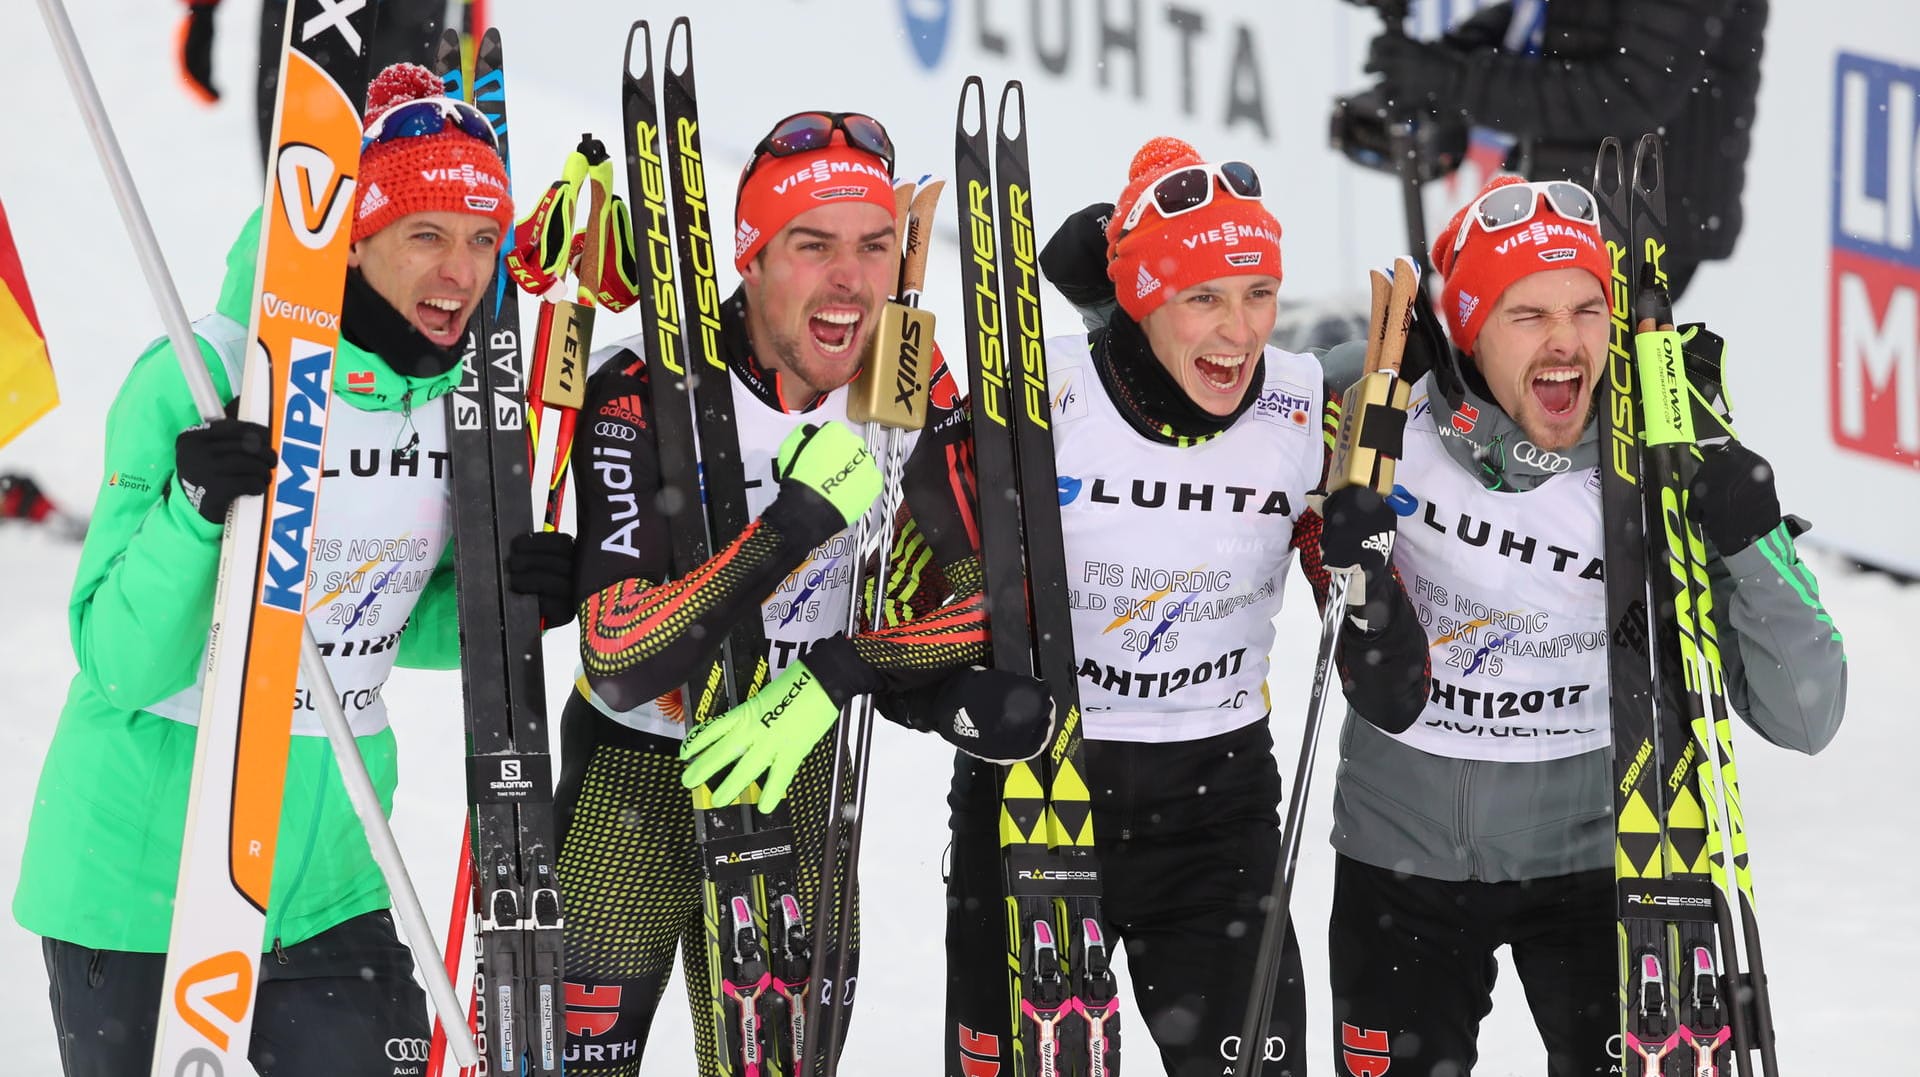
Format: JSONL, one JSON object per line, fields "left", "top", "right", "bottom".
{"left": 623, "top": 21, "right": 652, "bottom": 80}
{"left": 957, "top": 75, "right": 986, "bottom": 135}
{"left": 995, "top": 80, "right": 1028, "bottom": 140}
{"left": 1630, "top": 135, "right": 1664, "bottom": 198}
{"left": 665, "top": 15, "right": 694, "bottom": 74}
{"left": 1592, "top": 137, "right": 1625, "bottom": 198}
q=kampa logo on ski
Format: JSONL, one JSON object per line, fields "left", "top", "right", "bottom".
{"left": 261, "top": 344, "right": 333, "bottom": 613}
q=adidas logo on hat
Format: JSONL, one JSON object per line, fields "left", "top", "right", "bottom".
{"left": 1135, "top": 263, "right": 1161, "bottom": 299}
{"left": 1457, "top": 291, "right": 1480, "bottom": 328}
{"left": 734, "top": 220, "right": 762, "bottom": 263}
{"left": 361, "top": 182, "right": 388, "bottom": 214}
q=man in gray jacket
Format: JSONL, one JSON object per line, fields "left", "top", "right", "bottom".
{"left": 1322, "top": 175, "right": 1845, "bottom": 1077}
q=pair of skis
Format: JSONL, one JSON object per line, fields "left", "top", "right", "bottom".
{"left": 431, "top": 28, "right": 566, "bottom": 1077}
{"left": 1596, "top": 134, "right": 1776, "bottom": 1077}
{"left": 954, "top": 76, "right": 1121, "bottom": 1077}
{"left": 622, "top": 19, "right": 813, "bottom": 1075}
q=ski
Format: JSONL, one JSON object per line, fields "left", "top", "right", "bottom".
{"left": 149, "top": 2, "right": 373, "bottom": 1073}
{"left": 1623, "top": 135, "right": 1778, "bottom": 1077}
{"left": 801, "top": 176, "right": 945, "bottom": 1077}
{"left": 620, "top": 19, "right": 801, "bottom": 1074}
{"left": 437, "top": 29, "right": 566, "bottom": 1077}
{"left": 1600, "top": 133, "right": 1776, "bottom": 1077}
{"left": 955, "top": 76, "right": 1120, "bottom": 1077}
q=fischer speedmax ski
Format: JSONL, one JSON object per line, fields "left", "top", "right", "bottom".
{"left": 954, "top": 75, "right": 1120, "bottom": 1077}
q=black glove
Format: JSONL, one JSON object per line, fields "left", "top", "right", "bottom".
{"left": 1689, "top": 440, "right": 1780, "bottom": 556}
{"left": 174, "top": 418, "right": 275, "bottom": 525}
{"left": 1038, "top": 201, "right": 1118, "bottom": 312}
{"left": 1364, "top": 32, "right": 1460, "bottom": 114}
{"left": 1319, "top": 485, "right": 1399, "bottom": 632}
{"left": 179, "top": 1, "right": 219, "bottom": 103}
{"left": 884, "top": 667, "right": 1057, "bottom": 764}
{"left": 507, "top": 530, "right": 578, "bottom": 628}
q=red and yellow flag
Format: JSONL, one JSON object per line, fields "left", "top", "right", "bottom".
{"left": 0, "top": 196, "right": 58, "bottom": 449}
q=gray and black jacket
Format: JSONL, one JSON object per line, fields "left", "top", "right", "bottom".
{"left": 1320, "top": 342, "right": 1845, "bottom": 883}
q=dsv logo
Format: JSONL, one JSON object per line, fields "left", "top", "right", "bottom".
{"left": 1513, "top": 440, "right": 1573, "bottom": 473}
{"left": 594, "top": 420, "right": 637, "bottom": 442}
{"left": 385, "top": 1037, "right": 431, "bottom": 1062}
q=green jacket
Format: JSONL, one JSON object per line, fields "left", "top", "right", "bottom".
{"left": 13, "top": 214, "right": 465, "bottom": 952}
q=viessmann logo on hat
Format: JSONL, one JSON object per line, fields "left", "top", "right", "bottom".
{"left": 770, "top": 158, "right": 890, "bottom": 195}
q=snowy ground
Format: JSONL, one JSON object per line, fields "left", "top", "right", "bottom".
{"left": 3, "top": 2, "right": 1916, "bottom": 1075}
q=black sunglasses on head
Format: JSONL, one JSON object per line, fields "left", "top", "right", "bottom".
{"left": 738, "top": 111, "right": 895, "bottom": 194}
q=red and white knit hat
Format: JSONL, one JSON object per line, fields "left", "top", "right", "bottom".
{"left": 351, "top": 63, "right": 513, "bottom": 244}
{"left": 732, "top": 130, "right": 896, "bottom": 271}
{"left": 1429, "top": 175, "right": 1610, "bottom": 356}
{"left": 1104, "top": 137, "right": 1282, "bottom": 322}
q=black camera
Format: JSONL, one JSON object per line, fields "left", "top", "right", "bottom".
{"left": 1329, "top": 82, "right": 1470, "bottom": 183}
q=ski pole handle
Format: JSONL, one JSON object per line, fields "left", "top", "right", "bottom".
{"left": 850, "top": 183, "right": 944, "bottom": 431}
{"left": 1329, "top": 257, "right": 1420, "bottom": 497}
{"left": 899, "top": 178, "right": 946, "bottom": 305}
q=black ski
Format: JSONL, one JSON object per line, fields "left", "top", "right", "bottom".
{"left": 622, "top": 19, "right": 804, "bottom": 1074}
{"left": 438, "top": 30, "right": 565, "bottom": 1076}
{"left": 1601, "top": 133, "right": 1777, "bottom": 1077}
{"left": 956, "top": 76, "right": 1119, "bottom": 1077}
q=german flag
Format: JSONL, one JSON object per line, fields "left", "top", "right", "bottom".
{"left": 0, "top": 196, "right": 56, "bottom": 449}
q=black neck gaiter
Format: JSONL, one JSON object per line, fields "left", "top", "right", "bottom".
{"left": 1091, "top": 309, "right": 1263, "bottom": 446}
{"left": 340, "top": 268, "right": 463, "bottom": 379}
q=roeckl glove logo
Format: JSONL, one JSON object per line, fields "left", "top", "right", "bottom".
{"left": 757, "top": 675, "right": 813, "bottom": 728}
{"left": 820, "top": 453, "right": 868, "bottom": 494}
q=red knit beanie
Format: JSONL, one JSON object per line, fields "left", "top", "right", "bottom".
{"left": 1105, "top": 137, "right": 1282, "bottom": 322}
{"left": 733, "top": 130, "right": 896, "bottom": 271}
{"left": 1429, "top": 175, "right": 1610, "bottom": 356}
{"left": 351, "top": 63, "right": 513, "bottom": 244}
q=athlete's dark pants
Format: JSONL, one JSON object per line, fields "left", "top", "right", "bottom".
{"left": 555, "top": 690, "right": 858, "bottom": 1077}
{"left": 42, "top": 910, "right": 426, "bottom": 1077}
{"left": 1328, "top": 856, "right": 1617, "bottom": 1077}
{"left": 946, "top": 719, "right": 1308, "bottom": 1077}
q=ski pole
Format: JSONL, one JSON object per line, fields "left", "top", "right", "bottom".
{"left": 36, "top": 0, "right": 479, "bottom": 1066}
{"left": 800, "top": 177, "right": 945, "bottom": 1077}
{"left": 1235, "top": 257, "right": 1422, "bottom": 1077}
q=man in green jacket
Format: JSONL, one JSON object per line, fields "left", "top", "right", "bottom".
{"left": 12, "top": 63, "right": 550, "bottom": 1077}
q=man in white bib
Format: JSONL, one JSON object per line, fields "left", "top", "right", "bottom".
{"left": 1322, "top": 176, "right": 1847, "bottom": 1077}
